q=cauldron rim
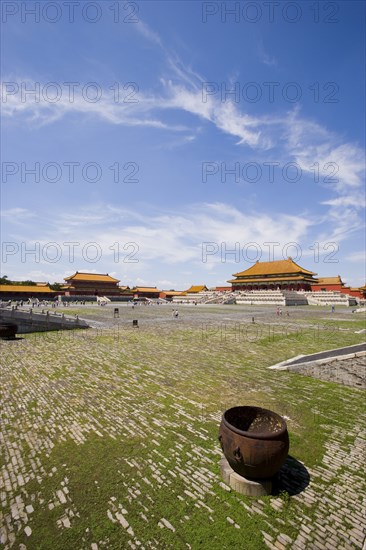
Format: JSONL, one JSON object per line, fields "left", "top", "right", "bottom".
{"left": 221, "top": 405, "right": 288, "bottom": 440}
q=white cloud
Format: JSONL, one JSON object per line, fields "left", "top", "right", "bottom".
{"left": 4, "top": 76, "right": 364, "bottom": 177}
{"left": 321, "top": 193, "right": 365, "bottom": 208}
{"left": 258, "top": 41, "right": 278, "bottom": 67}
{"left": 135, "top": 20, "right": 163, "bottom": 47}
{"left": 2, "top": 19, "right": 365, "bottom": 281}
{"left": 344, "top": 251, "right": 366, "bottom": 263}
{"left": 1, "top": 202, "right": 313, "bottom": 272}
{"left": 1, "top": 78, "right": 189, "bottom": 131}
{"left": 1, "top": 207, "right": 35, "bottom": 219}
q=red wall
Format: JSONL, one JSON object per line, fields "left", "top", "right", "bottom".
{"left": 311, "top": 284, "right": 344, "bottom": 292}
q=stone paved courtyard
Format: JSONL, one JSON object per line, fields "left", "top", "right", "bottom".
{"left": 0, "top": 304, "right": 365, "bottom": 549}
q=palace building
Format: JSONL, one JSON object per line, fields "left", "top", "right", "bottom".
{"left": 311, "top": 276, "right": 366, "bottom": 299}
{"left": 0, "top": 283, "right": 55, "bottom": 300}
{"left": 184, "top": 285, "right": 208, "bottom": 293}
{"left": 130, "top": 287, "right": 161, "bottom": 299}
{"left": 159, "top": 290, "right": 184, "bottom": 300}
{"left": 358, "top": 284, "right": 366, "bottom": 299}
{"left": 311, "top": 276, "right": 346, "bottom": 293}
{"left": 228, "top": 258, "right": 317, "bottom": 291}
{"left": 62, "top": 272, "right": 121, "bottom": 296}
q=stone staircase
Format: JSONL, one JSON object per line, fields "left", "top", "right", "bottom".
{"left": 304, "top": 291, "right": 358, "bottom": 306}
{"left": 282, "top": 290, "right": 308, "bottom": 306}
{"left": 172, "top": 291, "right": 237, "bottom": 305}
{"left": 235, "top": 290, "right": 286, "bottom": 305}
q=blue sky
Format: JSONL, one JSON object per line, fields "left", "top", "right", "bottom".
{"left": 1, "top": 0, "right": 365, "bottom": 289}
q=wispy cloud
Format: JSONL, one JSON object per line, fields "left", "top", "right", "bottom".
{"left": 1, "top": 80, "right": 189, "bottom": 131}
{"left": 1, "top": 201, "right": 312, "bottom": 264}
{"left": 2, "top": 201, "right": 364, "bottom": 285}
{"left": 1, "top": 207, "right": 36, "bottom": 218}
{"left": 345, "top": 251, "right": 366, "bottom": 263}
{"left": 258, "top": 41, "right": 277, "bottom": 67}
{"left": 135, "top": 20, "right": 163, "bottom": 47}
{"left": 2, "top": 19, "right": 365, "bottom": 255}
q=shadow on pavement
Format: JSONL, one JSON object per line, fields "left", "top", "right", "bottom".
{"left": 273, "top": 455, "right": 310, "bottom": 496}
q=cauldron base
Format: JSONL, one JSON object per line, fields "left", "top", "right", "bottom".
{"left": 220, "top": 456, "right": 273, "bottom": 497}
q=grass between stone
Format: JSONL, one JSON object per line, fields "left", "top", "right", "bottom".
{"left": 1, "top": 305, "right": 365, "bottom": 549}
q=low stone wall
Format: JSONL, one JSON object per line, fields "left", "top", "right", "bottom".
{"left": 0, "top": 307, "right": 89, "bottom": 334}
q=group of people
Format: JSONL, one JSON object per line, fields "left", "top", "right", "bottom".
{"left": 276, "top": 307, "right": 290, "bottom": 317}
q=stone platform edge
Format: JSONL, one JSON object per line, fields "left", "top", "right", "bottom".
{"left": 268, "top": 346, "right": 366, "bottom": 371}
{"left": 220, "top": 456, "right": 273, "bottom": 497}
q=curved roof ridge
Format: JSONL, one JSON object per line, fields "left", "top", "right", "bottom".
{"left": 232, "top": 258, "right": 317, "bottom": 278}
{"left": 64, "top": 272, "right": 120, "bottom": 283}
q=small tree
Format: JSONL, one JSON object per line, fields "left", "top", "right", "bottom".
{"left": 49, "top": 282, "right": 63, "bottom": 291}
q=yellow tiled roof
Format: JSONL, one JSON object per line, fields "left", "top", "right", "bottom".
{"left": 232, "top": 259, "right": 316, "bottom": 278}
{"left": 185, "top": 285, "right": 208, "bottom": 293}
{"left": 0, "top": 284, "right": 54, "bottom": 293}
{"left": 161, "top": 291, "right": 184, "bottom": 296}
{"left": 132, "top": 287, "right": 160, "bottom": 293}
{"left": 64, "top": 272, "right": 120, "bottom": 283}
{"left": 228, "top": 275, "right": 315, "bottom": 284}
{"left": 215, "top": 286, "right": 232, "bottom": 291}
{"left": 312, "top": 276, "right": 343, "bottom": 285}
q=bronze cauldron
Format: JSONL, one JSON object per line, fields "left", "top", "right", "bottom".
{"left": 219, "top": 406, "right": 289, "bottom": 479}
